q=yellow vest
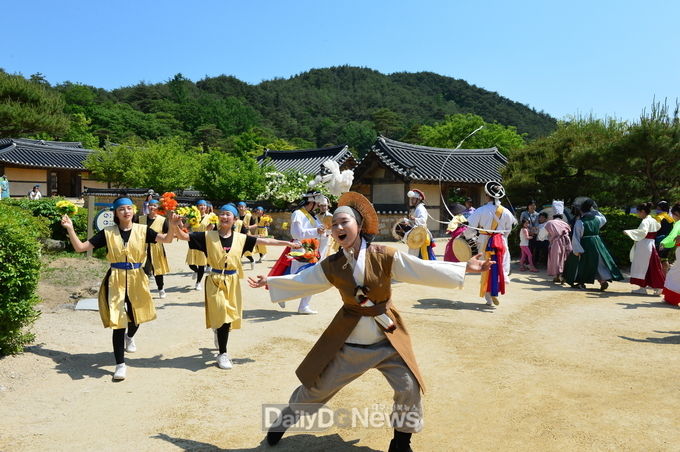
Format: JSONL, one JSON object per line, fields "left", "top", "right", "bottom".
{"left": 253, "top": 216, "right": 268, "bottom": 255}
{"left": 203, "top": 231, "right": 246, "bottom": 329}
{"left": 186, "top": 213, "right": 213, "bottom": 266}
{"left": 236, "top": 211, "right": 253, "bottom": 257}
{"left": 97, "top": 224, "right": 156, "bottom": 329}
{"left": 140, "top": 215, "right": 170, "bottom": 275}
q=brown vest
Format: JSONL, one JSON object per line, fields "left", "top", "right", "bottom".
{"left": 297, "top": 244, "right": 425, "bottom": 392}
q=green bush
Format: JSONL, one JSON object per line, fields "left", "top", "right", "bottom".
{"left": 599, "top": 207, "right": 640, "bottom": 267}
{"left": 0, "top": 204, "right": 42, "bottom": 355}
{"left": 3, "top": 197, "right": 88, "bottom": 245}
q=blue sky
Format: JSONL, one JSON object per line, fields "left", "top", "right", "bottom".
{"left": 2, "top": 0, "right": 678, "bottom": 122}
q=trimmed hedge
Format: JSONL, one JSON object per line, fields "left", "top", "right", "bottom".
{"left": 3, "top": 197, "right": 88, "bottom": 246}
{"left": 0, "top": 203, "right": 43, "bottom": 355}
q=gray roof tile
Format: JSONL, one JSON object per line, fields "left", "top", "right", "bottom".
{"left": 356, "top": 136, "right": 507, "bottom": 183}
{"left": 256, "top": 144, "right": 355, "bottom": 175}
{"left": 0, "top": 138, "right": 94, "bottom": 170}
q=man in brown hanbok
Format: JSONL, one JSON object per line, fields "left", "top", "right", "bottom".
{"left": 250, "top": 192, "right": 492, "bottom": 452}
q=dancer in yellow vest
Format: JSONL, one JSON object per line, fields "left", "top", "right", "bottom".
{"left": 186, "top": 200, "right": 215, "bottom": 290}
{"left": 174, "top": 203, "right": 299, "bottom": 370}
{"left": 139, "top": 199, "right": 170, "bottom": 299}
{"left": 61, "top": 197, "right": 178, "bottom": 381}
{"left": 236, "top": 201, "right": 258, "bottom": 270}
{"left": 252, "top": 206, "right": 271, "bottom": 263}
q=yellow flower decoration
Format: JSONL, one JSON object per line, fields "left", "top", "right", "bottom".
{"left": 55, "top": 200, "right": 78, "bottom": 216}
{"left": 281, "top": 222, "right": 289, "bottom": 230}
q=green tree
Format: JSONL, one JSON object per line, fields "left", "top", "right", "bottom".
{"left": 503, "top": 116, "right": 627, "bottom": 205}
{"left": 337, "top": 120, "right": 376, "bottom": 157}
{"left": 0, "top": 72, "right": 70, "bottom": 137}
{"left": 63, "top": 113, "right": 100, "bottom": 149}
{"left": 418, "top": 113, "right": 526, "bottom": 155}
{"left": 194, "top": 150, "right": 266, "bottom": 201}
{"left": 85, "top": 136, "right": 201, "bottom": 192}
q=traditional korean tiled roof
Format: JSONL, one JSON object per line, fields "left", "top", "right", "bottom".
{"left": 257, "top": 144, "right": 356, "bottom": 175}
{"left": 355, "top": 136, "right": 507, "bottom": 183}
{"left": 0, "top": 138, "right": 94, "bottom": 170}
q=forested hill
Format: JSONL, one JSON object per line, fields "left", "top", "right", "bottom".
{"left": 45, "top": 66, "right": 556, "bottom": 151}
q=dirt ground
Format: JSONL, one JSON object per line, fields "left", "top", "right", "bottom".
{"left": 1, "top": 239, "right": 679, "bottom": 452}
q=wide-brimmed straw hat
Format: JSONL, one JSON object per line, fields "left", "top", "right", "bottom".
{"left": 337, "top": 192, "right": 379, "bottom": 235}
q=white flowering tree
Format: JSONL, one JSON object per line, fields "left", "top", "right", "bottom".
{"left": 258, "top": 170, "right": 313, "bottom": 208}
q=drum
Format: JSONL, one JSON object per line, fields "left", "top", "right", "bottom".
{"left": 452, "top": 237, "right": 473, "bottom": 262}
{"left": 405, "top": 226, "right": 429, "bottom": 250}
{"left": 392, "top": 219, "right": 412, "bottom": 242}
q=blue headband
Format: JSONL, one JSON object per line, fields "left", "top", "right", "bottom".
{"left": 112, "top": 198, "right": 133, "bottom": 210}
{"left": 255, "top": 206, "right": 264, "bottom": 211}
{"left": 219, "top": 204, "right": 238, "bottom": 216}
{"left": 237, "top": 201, "right": 247, "bottom": 207}
{"left": 148, "top": 199, "right": 159, "bottom": 205}
{"left": 196, "top": 200, "right": 207, "bottom": 206}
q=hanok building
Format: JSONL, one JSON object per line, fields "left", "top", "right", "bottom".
{"left": 257, "top": 144, "right": 357, "bottom": 176}
{"left": 352, "top": 136, "right": 508, "bottom": 237}
{"left": 0, "top": 138, "right": 106, "bottom": 197}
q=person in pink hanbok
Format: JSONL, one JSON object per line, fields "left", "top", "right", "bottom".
{"left": 444, "top": 203, "right": 468, "bottom": 262}
{"left": 538, "top": 201, "right": 572, "bottom": 284}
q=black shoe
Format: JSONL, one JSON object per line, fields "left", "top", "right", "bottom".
{"left": 389, "top": 430, "right": 413, "bottom": 452}
{"left": 266, "top": 407, "right": 299, "bottom": 446}
{"left": 599, "top": 281, "right": 609, "bottom": 292}
{"left": 388, "top": 438, "right": 413, "bottom": 452}
{"left": 266, "top": 430, "right": 285, "bottom": 446}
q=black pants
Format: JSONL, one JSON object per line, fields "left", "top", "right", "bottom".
{"left": 112, "top": 299, "right": 139, "bottom": 364}
{"left": 189, "top": 265, "right": 205, "bottom": 283}
{"left": 216, "top": 323, "right": 231, "bottom": 354}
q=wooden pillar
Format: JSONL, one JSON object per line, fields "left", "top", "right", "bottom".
{"left": 86, "top": 195, "right": 94, "bottom": 258}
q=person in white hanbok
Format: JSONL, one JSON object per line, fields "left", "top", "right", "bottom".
{"left": 624, "top": 202, "right": 665, "bottom": 295}
{"left": 288, "top": 191, "right": 325, "bottom": 314}
{"left": 464, "top": 187, "right": 517, "bottom": 306}
{"left": 660, "top": 203, "right": 680, "bottom": 306}
{"left": 406, "top": 189, "right": 435, "bottom": 260}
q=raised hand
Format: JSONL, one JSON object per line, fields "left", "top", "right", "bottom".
{"left": 61, "top": 214, "right": 73, "bottom": 230}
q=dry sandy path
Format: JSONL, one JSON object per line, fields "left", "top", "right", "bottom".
{"left": 1, "top": 240, "right": 679, "bottom": 451}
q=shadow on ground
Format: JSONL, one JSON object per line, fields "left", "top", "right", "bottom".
{"left": 151, "top": 432, "right": 381, "bottom": 451}
{"left": 414, "top": 298, "right": 494, "bottom": 312}
{"left": 25, "top": 345, "right": 255, "bottom": 380}
{"left": 619, "top": 331, "right": 680, "bottom": 344}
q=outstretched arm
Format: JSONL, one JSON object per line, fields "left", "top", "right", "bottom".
{"left": 255, "top": 237, "right": 300, "bottom": 248}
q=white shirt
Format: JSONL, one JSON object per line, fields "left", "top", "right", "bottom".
{"left": 290, "top": 208, "right": 321, "bottom": 241}
{"left": 464, "top": 201, "right": 517, "bottom": 240}
{"left": 267, "top": 241, "right": 467, "bottom": 345}
{"left": 624, "top": 215, "right": 661, "bottom": 242}
{"left": 28, "top": 190, "right": 42, "bottom": 200}
{"left": 411, "top": 203, "right": 428, "bottom": 227}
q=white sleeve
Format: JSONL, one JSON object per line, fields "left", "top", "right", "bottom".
{"left": 594, "top": 210, "right": 607, "bottom": 227}
{"left": 572, "top": 220, "right": 585, "bottom": 254}
{"left": 290, "top": 211, "right": 319, "bottom": 240}
{"left": 266, "top": 263, "right": 333, "bottom": 303}
{"left": 537, "top": 226, "right": 549, "bottom": 241}
{"left": 391, "top": 251, "right": 465, "bottom": 288}
{"left": 624, "top": 219, "right": 649, "bottom": 242}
